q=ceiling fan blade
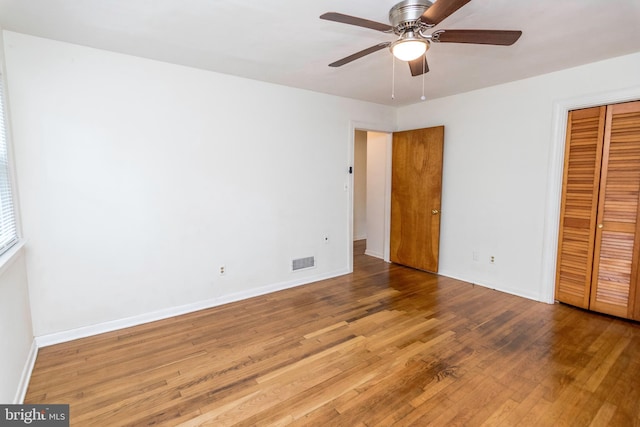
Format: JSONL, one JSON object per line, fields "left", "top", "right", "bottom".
{"left": 329, "top": 43, "right": 390, "bottom": 67}
{"left": 421, "top": 0, "right": 471, "bottom": 26}
{"left": 432, "top": 29, "right": 522, "bottom": 45}
{"left": 408, "top": 55, "right": 429, "bottom": 76}
{"left": 320, "top": 12, "right": 393, "bottom": 32}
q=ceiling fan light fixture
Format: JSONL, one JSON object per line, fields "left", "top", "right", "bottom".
{"left": 390, "top": 33, "right": 428, "bottom": 61}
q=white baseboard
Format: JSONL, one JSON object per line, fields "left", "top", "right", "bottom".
{"left": 35, "top": 268, "right": 350, "bottom": 348}
{"left": 14, "top": 340, "right": 38, "bottom": 404}
{"left": 438, "top": 270, "right": 545, "bottom": 303}
{"left": 364, "top": 249, "right": 384, "bottom": 259}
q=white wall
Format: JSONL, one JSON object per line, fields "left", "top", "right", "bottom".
{"left": 3, "top": 28, "right": 639, "bottom": 346}
{"left": 365, "top": 131, "right": 390, "bottom": 259}
{"left": 0, "top": 28, "right": 34, "bottom": 404}
{"left": 0, "top": 249, "right": 34, "bottom": 403}
{"left": 3, "top": 31, "right": 395, "bottom": 337}
{"left": 397, "top": 52, "right": 640, "bottom": 301}
{"left": 353, "top": 130, "right": 367, "bottom": 240}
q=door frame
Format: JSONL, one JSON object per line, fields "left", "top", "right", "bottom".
{"left": 541, "top": 86, "right": 640, "bottom": 303}
{"left": 348, "top": 121, "right": 394, "bottom": 273}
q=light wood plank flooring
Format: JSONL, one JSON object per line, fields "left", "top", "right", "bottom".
{"left": 25, "top": 241, "right": 640, "bottom": 426}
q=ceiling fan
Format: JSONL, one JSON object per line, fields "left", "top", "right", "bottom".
{"left": 320, "top": 0, "right": 522, "bottom": 76}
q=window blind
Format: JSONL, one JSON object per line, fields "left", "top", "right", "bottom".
{"left": 0, "top": 75, "right": 18, "bottom": 255}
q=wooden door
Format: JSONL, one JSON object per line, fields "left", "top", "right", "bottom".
{"left": 390, "top": 126, "right": 444, "bottom": 273}
{"left": 555, "top": 107, "right": 606, "bottom": 308}
{"left": 590, "top": 101, "right": 640, "bottom": 319}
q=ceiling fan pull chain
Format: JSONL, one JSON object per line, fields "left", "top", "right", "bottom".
{"left": 421, "top": 59, "right": 426, "bottom": 101}
{"left": 391, "top": 55, "right": 396, "bottom": 100}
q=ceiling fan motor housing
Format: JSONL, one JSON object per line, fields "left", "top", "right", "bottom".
{"left": 389, "top": 0, "right": 433, "bottom": 31}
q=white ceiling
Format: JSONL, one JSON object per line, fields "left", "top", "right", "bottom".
{"left": 0, "top": 0, "right": 639, "bottom": 106}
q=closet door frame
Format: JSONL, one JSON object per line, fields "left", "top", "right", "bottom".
{"left": 541, "top": 87, "right": 640, "bottom": 305}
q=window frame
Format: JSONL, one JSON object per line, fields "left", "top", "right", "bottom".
{"left": 0, "top": 68, "right": 21, "bottom": 262}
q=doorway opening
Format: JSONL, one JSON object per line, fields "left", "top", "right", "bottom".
{"left": 352, "top": 129, "right": 392, "bottom": 265}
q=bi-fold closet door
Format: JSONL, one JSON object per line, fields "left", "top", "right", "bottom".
{"left": 555, "top": 101, "right": 640, "bottom": 320}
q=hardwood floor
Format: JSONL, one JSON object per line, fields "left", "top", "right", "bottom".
{"left": 25, "top": 240, "right": 640, "bottom": 426}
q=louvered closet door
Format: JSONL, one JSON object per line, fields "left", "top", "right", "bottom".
{"left": 590, "top": 101, "right": 640, "bottom": 319}
{"left": 555, "top": 107, "right": 606, "bottom": 308}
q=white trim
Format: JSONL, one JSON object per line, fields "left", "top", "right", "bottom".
{"left": 347, "top": 124, "right": 355, "bottom": 274}
{"left": 383, "top": 133, "right": 393, "bottom": 263}
{"left": 35, "top": 267, "right": 350, "bottom": 347}
{"left": 364, "top": 249, "right": 384, "bottom": 259}
{"left": 439, "top": 271, "right": 541, "bottom": 302}
{"left": 540, "top": 86, "right": 640, "bottom": 304}
{"left": 14, "top": 340, "right": 38, "bottom": 404}
{"left": 0, "top": 238, "right": 25, "bottom": 277}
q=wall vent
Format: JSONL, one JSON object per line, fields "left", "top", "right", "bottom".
{"left": 292, "top": 256, "right": 315, "bottom": 271}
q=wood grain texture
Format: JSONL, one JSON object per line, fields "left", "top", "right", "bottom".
{"left": 25, "top": 241, "right": 640, "bottom": 426}
{"left": 390, "top": 126, "right": 444, "bottom": 273}
{"left": 555, "top": 106, "right": 605, "bottom": 308}
{"left": 591, "top": 100, "right": 640, "bottom": 318}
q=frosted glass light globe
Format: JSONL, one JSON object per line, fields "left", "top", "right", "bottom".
{"left": 391, "top": 39, "right": 427, "bottom": 61}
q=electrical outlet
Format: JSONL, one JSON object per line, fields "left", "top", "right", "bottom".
{"left": 490, "top": 256, "right": 495, "bottom": 264}
{"left": 219, "top": 265, "right": 226, "bottom": 276}
{"left": 473, "top": 251, "right": 479, "bottom": 262}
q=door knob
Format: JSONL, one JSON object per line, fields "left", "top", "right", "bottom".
{"left": 598, "top": 224, "right": 603, "bottom": 229}
{"left": 432, "top": 209, "right": 440, "bottom": 215}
